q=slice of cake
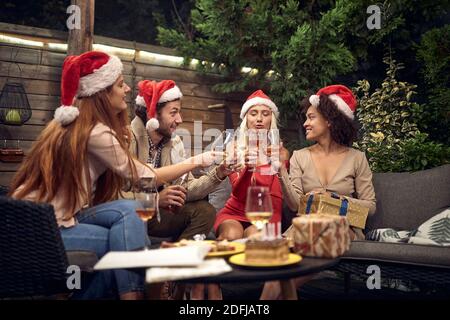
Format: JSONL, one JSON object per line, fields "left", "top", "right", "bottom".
{"left": 165, "top": 239, "right": 235, "bottom": 253}
{"left": 245, "top": 238, "right": 290, "bottom": 263}
{"left": 209, "top": 239, "right": 235, "bottom": 252}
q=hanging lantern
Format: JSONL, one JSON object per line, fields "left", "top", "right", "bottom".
{"left": 0, "top": 82, "right": 32, "bottom": 162}
{"left": 0, "top": 82, "right": 32, "bottom": 126}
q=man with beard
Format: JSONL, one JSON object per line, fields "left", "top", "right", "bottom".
{"left": 130, "top": 79, "right": 232, "bottom": 242}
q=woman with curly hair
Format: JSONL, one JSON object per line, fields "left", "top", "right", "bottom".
{"left": 261, "top": 84, "right": 376, "bottom": 299}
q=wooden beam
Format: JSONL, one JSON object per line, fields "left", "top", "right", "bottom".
{"left": 0, "top": 22, "right": 177, "bottom": 57}
{"left": 0, "top": 22, "right": 67, "bottom": 41}
{"left": 67, "top": 0, "right": 95, "bottom": 56}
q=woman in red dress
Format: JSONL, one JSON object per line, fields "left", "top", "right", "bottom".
{"left": 214, "top": 90, "right": 289, "bottom": 240}
{"left": 191, "top": 90, "right": 289, "bottom": 300}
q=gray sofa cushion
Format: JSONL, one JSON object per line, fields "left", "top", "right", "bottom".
{"left": 344, "top": 240, "right": 450, "bottom": 268}
{"left": 367, "top": 164, "right": 450, "bottom": 231}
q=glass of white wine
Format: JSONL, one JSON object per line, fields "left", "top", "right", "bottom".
{"left": 245, "top": 186, "right": 273, "bottom": 231}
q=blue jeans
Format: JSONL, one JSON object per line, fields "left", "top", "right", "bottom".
{"left": 60, "top": 199, "right": 150, "bottom": 299}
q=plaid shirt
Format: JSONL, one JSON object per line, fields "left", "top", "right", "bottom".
{"left": 147, "top": 136, "right": 169, "bottom": 168}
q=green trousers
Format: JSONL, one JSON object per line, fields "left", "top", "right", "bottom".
{"left": 147, "top": 200, "right": 216, "bottom": 241}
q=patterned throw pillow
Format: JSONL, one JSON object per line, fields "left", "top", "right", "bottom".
{"left": 412, "top": 208, "right": 450, "bottom": 245}
{"left": 366, "top": 208, "right": 450, "bottom": 246}
{"left": 365, "top": 228, "right": 412, "bottom": 243}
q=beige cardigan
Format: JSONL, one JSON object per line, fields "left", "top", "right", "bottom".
{"left": 129, "top": 117, "right": 223, "bottom": 201}
{"left": 15, "top": 123, "right": 155, "bottom": 227}
{"left": 279, "top": 147, "right": 376, "bottom": 215}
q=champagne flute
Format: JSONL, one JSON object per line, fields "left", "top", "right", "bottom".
{"left": 267, "top": 129, "right": 280, "bottom": 150}
{"left": 265, "top": 129, "right": 280, "bottom": 175}
{"left": 135, "top": 177, "right": 157, "bottom": 250}
{"left": 246, "top": 129, "right": 269, "bottom": 177}
{"left": 210, "top": 129, "right": 234, "bottom": 153}
{"left": 245, "top": 186, "right": 273, "bottom": 231}
{"left": 246, "top": 129, "right": 259, "bottom": 173}
{"left": 211, "top": 129, "right": 240, "bottom": 171}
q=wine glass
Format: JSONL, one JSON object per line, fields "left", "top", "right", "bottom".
{"left": 211, "top": 129, "right": 240, "bottom": 171}
{"left": 245, "top": 129, "right": 265, "bottom": 173}
{"left": 245, "top": 186, "right": 273, "bottom": 231}
{"left": 175, "top": 172, "right": 189, "bottom": 188}
{"left": 265, "top": 129, "right": 281, "bottom": 175}
{"left": 267, "top": 129, "right": 280, "bottom": 148}
{"left": 135, "top": 177, "right": 157, "bottom": 250}
{"left": 210, "top": 129, "right": 234, "bottom": 153}
{"left": 246, "top": 128, "right": 275, "bottom": 176}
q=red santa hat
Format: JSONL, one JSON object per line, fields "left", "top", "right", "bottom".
{"left": 135, "top": 80, "right": 183, "bottom": 132}
{"left": 309, "top": 85, "right": 357, "bottom": 120}
{"left": 240, "top": 89, "right": 278, "bottom": 119}
{"left": 54, "top": 51, "right": 123, "bottom": 125}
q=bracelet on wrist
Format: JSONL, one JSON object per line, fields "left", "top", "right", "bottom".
{"left": 213, "top": 166, "right": 226, "bottom": 181}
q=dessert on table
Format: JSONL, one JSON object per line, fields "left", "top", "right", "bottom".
{"left": 244, "top": 222, "right": 290, "bottom": 264}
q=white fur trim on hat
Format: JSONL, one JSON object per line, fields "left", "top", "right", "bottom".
{"left": 240, "top": 97, "right": 279, "bottom": 119}
{"left": 146, "top": 118, "right": 160, "bottom": 131}
{"left": 309, "top": 95, "right": 320, "bottom": 107}
{"left": 54, "top": 105, "right": 80, "bottom": 126}
{"left": 77, "top": 55, "right": 123, "bottom": 97}
{"left": 328, "top": 94, "right": 354, "bottom": 120}
{"left": 159, "top": 85, "right": 183, "bottom": 103}
{"left": 135, "top": 95, "right": 146, "bottom": 107}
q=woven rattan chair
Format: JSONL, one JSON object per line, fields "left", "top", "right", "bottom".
{"left": 0, "top": 196, "right": 69, "bottom": 298}
{"left": 0, "top": 185, "right": 8, "bottom": 196}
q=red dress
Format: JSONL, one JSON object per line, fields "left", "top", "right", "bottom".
{"left": 214, "top": 164, "right": 283, "bottom": 231}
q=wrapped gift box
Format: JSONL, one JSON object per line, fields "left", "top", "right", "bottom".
{"left": 290, "top": 214, "right": 350, "bottom": 258}
{"left": 298, "top": 193, "right": 369, "bottom": 229}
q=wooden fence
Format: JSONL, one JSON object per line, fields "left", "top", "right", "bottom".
{"left": 0, "top": 22, "right": 297, "bottom": 187}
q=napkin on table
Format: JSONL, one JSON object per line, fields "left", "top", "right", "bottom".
{"left": 94, "top": 244, "right": 211, "bottom": 270}
{"left": 146, "top": 258, "right": 232, "bottom": 283}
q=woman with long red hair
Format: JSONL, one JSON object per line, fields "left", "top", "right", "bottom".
{"left": 10, "top": 51, "right": 218, "bottom": 300}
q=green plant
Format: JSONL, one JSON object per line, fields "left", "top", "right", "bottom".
{"left": 416, "top": 25, "right": 450, "bottom": 145}
{"left": 354, "top": 54, "right": 450, "bottom": 172}
{"left": 416, "top": 25, "right": 450, "bottom": 87}
{"left": 397, "top": 133, "right": 450, "bottom": 171}
{"left": 157, "top": 0, "right": 360, "bottom": 125}
{"left": 157, "top": 0, "right": 450, "bottom": 150}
